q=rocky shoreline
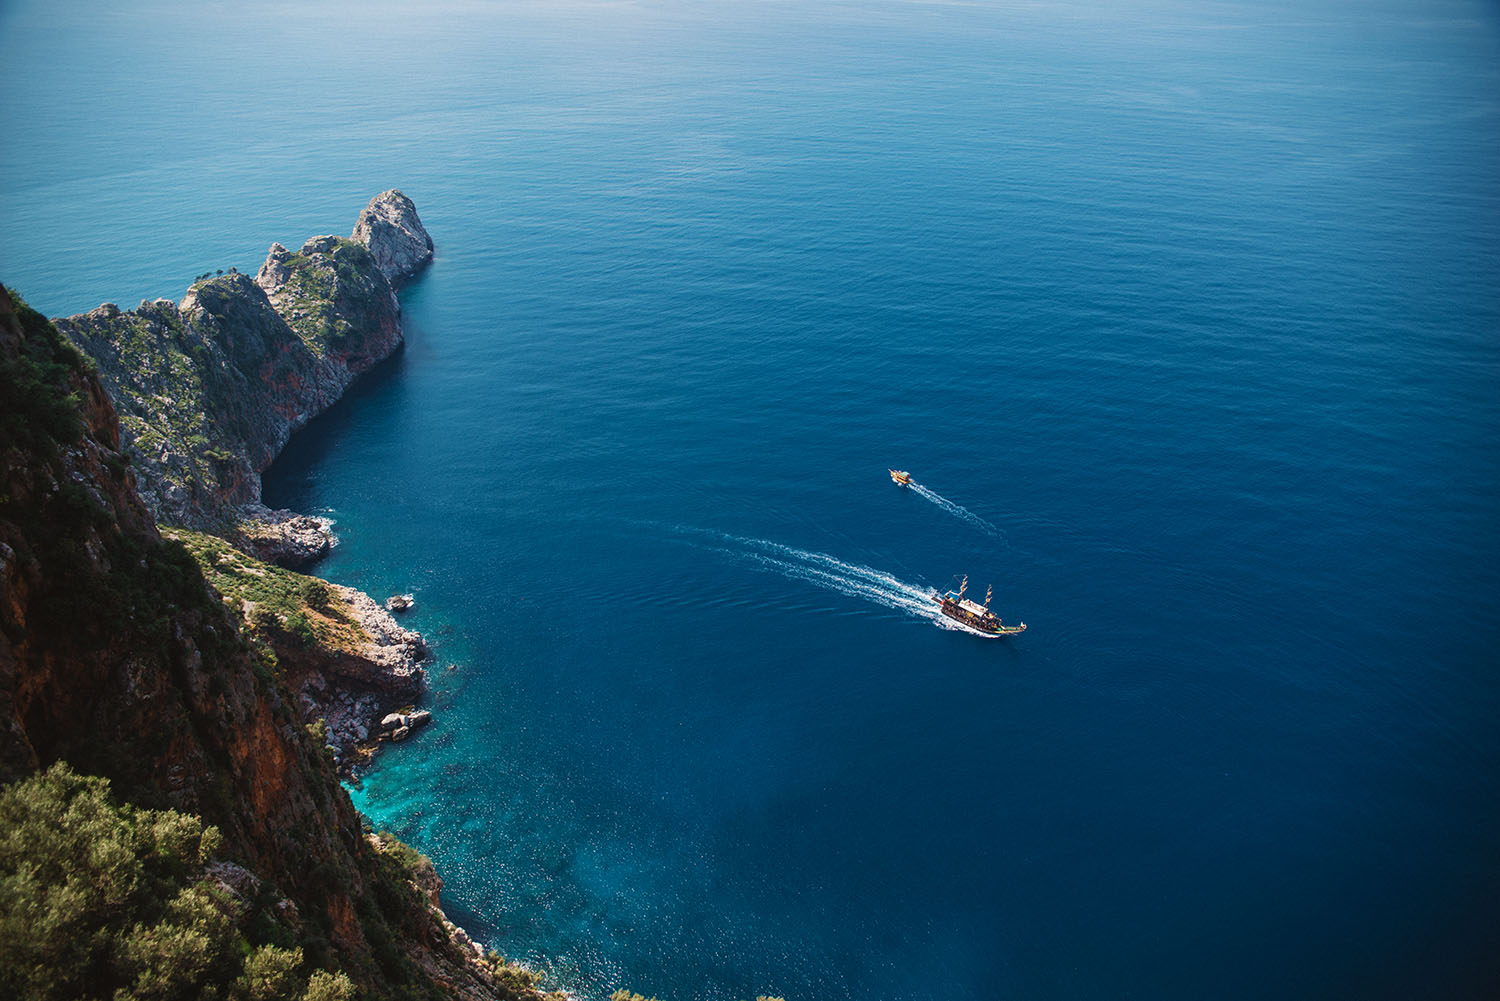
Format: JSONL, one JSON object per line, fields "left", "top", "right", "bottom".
{"left": 297, "top": 582, "right": 432, "bottom": 773}
{"left": 57, "top": 191, "right": 444, "bottom": 773}
{"left": 235, "top": 502, "right": 337, "bottom": 567}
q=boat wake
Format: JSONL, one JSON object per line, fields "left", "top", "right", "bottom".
{"left": 907, "top": 481, "right": 999, "bottom": 536}
{"left": 707, "top": 533, "right": 1003, "bottom": 638}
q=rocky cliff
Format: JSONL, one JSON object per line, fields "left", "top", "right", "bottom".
{"left": 53, "top": 191, "right": 430, "bottom": 565}
{"left": 0, "top": 283, "right": 558, "bottom": 1000}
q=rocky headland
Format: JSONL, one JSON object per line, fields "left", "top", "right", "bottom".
{"left": 49, "top": 191, "right": 440, "bottom": 777}
{"left": 55, "top": 190, "right": 432, "bottom": 566}
{"left": 0, "top": 278, "right": 562, "bottom": 1000}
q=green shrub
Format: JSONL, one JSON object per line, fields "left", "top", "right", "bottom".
{"left": 0, "top": 763, "right": 346, "bottom": 1001}
{"left": 283, "top": 610, "right": 316, "bottom": 647}
{"left": 0, "top": 763, "right": 225, "bottom": 1000}
{"left": 302, "top": 970, "right": 356, "bottom": 1001}
{"left": 1, "top": 288, "right": 86, "bottom": 458}
{"left": 233, "top": 944, "right": 303, "bottom": 1001}
{"left": 302, "top": 580, "right": 332, "bottom": 612}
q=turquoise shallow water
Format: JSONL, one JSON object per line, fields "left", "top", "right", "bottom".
{"left": 4, "top": 1, "right": 1499, "bottom": 998}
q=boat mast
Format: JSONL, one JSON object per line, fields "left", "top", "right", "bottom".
{"left": 984, "top": 585, "right": 992, "bottom": 610}
{"left": 958, "top": 575, "right": 967, "bottom": 601}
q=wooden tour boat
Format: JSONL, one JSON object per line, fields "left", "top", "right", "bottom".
{"left": 889, "top": 468, "right": 912, "bottom": 486}
{"left": 934, "top": 576, "right": 1026, "bottom": 636}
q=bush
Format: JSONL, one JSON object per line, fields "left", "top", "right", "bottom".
{"left": 302, "top": 580, "right": 333, "bottom": 612}
{"left": 283, "top": 610, "right": 316, "bottom": 647}
{"left": 1, "top": 288, "right": 86, "bottom": 459}
{"left": 302, "top": 970, "right": 356, "bottom": 1001}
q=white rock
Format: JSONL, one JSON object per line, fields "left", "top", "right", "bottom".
{"left": 351, "top": 190, "right": 433, "bottom": 284}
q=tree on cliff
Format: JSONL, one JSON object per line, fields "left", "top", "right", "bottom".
{"left": 0, "top": 762, "right": 356, "bottom": 1001}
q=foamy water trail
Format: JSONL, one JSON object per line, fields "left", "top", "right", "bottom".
{"left": 909, "top": 482, "right": 999, "bottom": 536}
{"left": 704, "top": 533, "right": 1000, "bottom": 637}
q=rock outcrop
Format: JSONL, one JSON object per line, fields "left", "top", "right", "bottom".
{"left": 352, "top": 189, "right": 434, "bottom": 284}
{"left": 52, "top": 194, "right": 430, "bottom": 558}
{"left": 236, "top": 502, "right": 335, "bottom": 567}
{"left": 163, "top": 528, "right": 428, "bottom": 768}
{"left": 290, "top": 582, "right": 430, "bottom": 763}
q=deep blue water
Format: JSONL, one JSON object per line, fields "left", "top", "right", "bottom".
{"left": 4, "top": 1, "right": 1499, "bottom": 998}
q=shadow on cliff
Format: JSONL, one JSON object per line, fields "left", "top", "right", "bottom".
{"left": 261, "top": 342, "right": 408, "bottom": 513}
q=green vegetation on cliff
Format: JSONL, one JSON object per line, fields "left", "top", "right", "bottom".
{"left": 0, "top": 763, "right": 355, "bottom": 1001}
{"left": 0, "top": 289, "right": 85, "bottom": 458}
{"left": 1, "top": 292, "right": 245, "bottom": 794}
{"left": 165, "top": 527, "right": 366, "bottom": 659}
{"left": 270, "top": 238, "right": 384, "bottom": 354}
{"left": 50, "top": 217, "right": 406, "bottom": 534}
{"left": 53, "top": 285, "right": 265, "bottom": 532}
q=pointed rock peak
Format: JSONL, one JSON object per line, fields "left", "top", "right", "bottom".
{"left": 351, "top": 189, "right": 433, "bottom": 285}
{"left": 255, "top": 242, "right": 294, "bottom": 291}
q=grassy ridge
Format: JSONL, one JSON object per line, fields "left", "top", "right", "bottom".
{"left": 165, "top": 527, "right": 366, "bottom": 660}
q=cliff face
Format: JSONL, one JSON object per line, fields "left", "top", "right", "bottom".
{"left": 1, "top": 280, "right": 355, "bottom": 931}
{"left": 53, "top": 191, "right": 430, "bottom": 562}
{"left": 0, "top": 284, "right": 551, "bottom": 1000}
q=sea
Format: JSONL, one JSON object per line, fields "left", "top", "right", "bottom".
{"left": 3, "top": 1, "right": 1498, "bottom": 998}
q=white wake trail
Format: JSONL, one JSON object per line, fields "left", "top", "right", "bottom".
{"left": 713, "top": 535, "right": 999, "bottom": 636}
{"left": 745, "top": 552, "right": 934, "bottom": 619}
{"left": 908, "top": 482, "right": 998, "bottom": 536}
